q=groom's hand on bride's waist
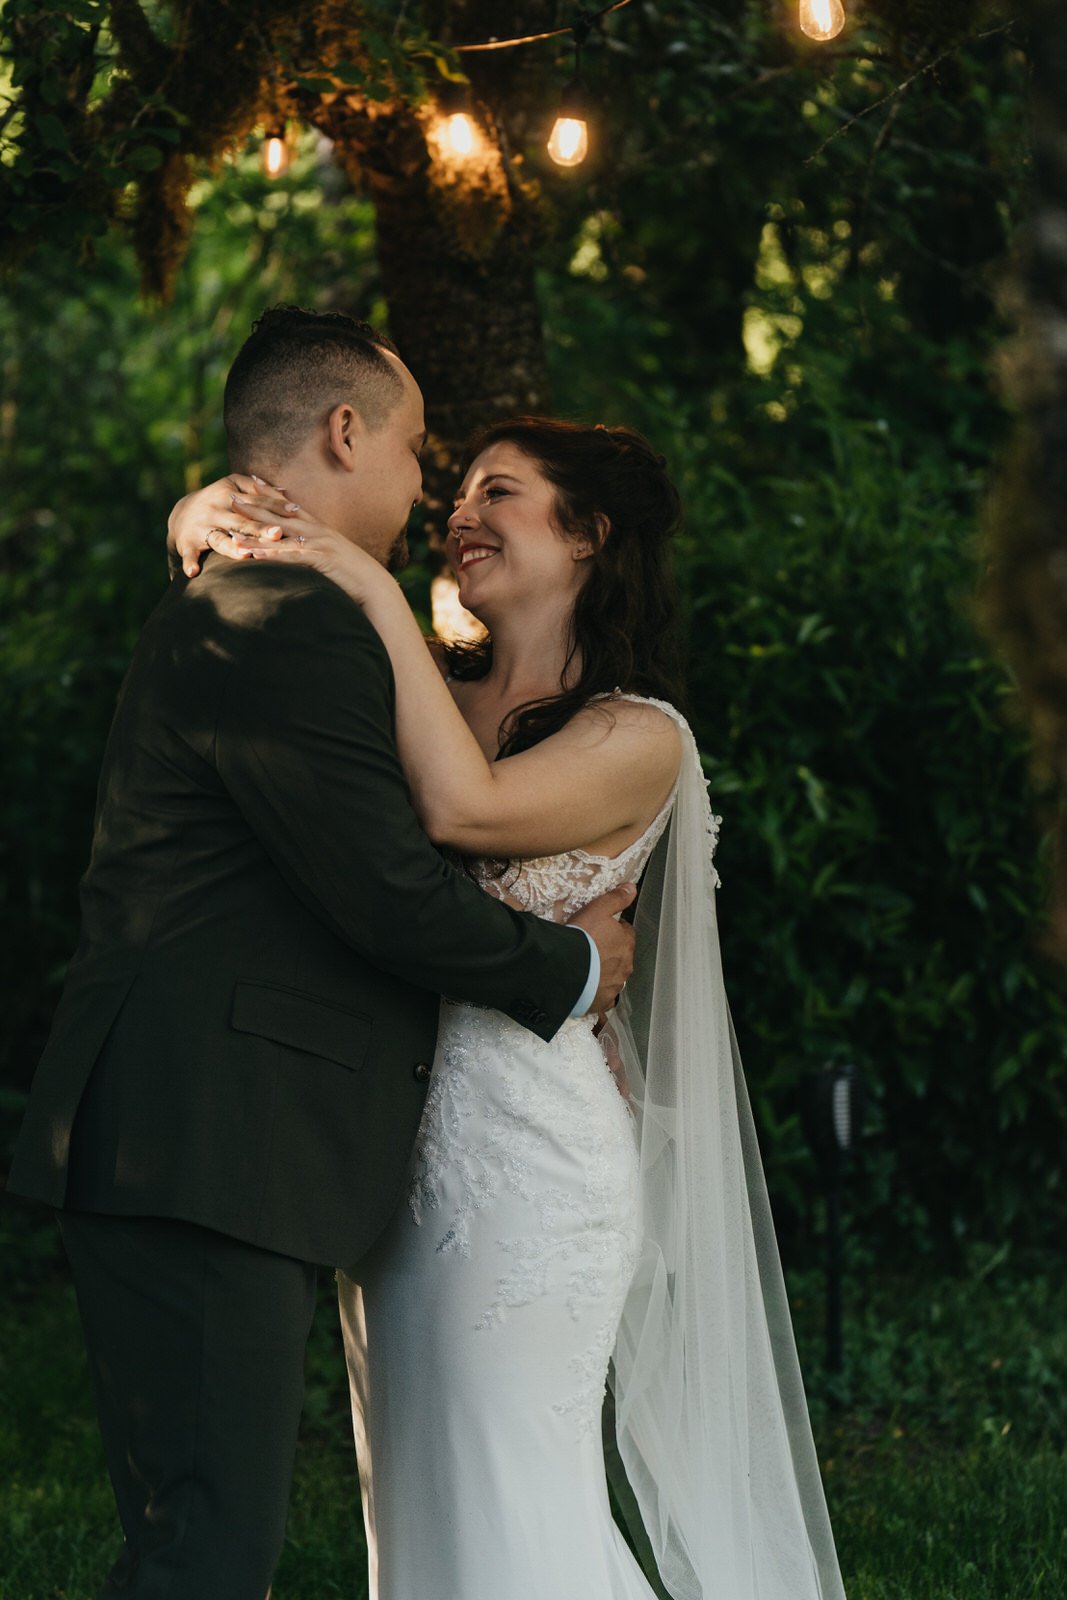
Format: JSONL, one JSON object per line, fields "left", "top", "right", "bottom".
{"left": 569, "top": 883, "right": 637, "bottom": 1014}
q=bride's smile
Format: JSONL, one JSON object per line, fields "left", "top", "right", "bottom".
{"left": 447, "top": 440, "right": 595, "bottom": 620}
{"left": 456, "top": 540, "right": 500, "bottom": 568}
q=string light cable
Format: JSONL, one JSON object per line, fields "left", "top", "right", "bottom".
{"left": 451, "top": 0, "right": 633, "bottom": 55}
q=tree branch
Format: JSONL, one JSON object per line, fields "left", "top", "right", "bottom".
{"left": 805, "top": 22, "right": 1020, "bottom": 165}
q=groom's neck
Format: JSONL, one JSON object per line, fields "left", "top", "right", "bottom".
{"left": 246, "top": 461, "right": 390, "bottom": 569}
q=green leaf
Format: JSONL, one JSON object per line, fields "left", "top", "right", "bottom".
{"left": 35, "top": 114, "right": 70, "bottom": 152}
{"left": 38, "top": 76, "right": 65, "bottom": 108}
{"left": 125, "top": 145, "right": 164, "bottom": 171}
{"left": 331, "top": 62, "right": 369, "bottom": 87}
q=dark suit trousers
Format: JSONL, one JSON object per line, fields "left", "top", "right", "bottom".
{"left": 59, "top": 1211, "right": 318, "bottom": 1600}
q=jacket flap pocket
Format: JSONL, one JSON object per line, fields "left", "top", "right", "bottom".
{"left": 231, "top": 981, "right": 371, "bottom": 1071}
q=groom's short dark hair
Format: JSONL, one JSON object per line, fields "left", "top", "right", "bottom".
{"left": 224, "top": 306, "right": 403, "bottom": 472}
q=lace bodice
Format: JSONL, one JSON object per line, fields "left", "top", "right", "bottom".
{"left": 467, "top": 694, "right": 720, "bottom": 921}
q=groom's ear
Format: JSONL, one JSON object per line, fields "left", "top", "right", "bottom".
{"left": 326, "top": 402, "right": 365, "bottom": 472}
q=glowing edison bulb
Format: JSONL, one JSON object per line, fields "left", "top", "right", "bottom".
{"left": 261, "top": 128, "right": 290, "bottom": 178}
{"left": 798, "top": 0, "right": 846, "bottom": 41}
{"left": 445, "top": 111, "right": 477, "bottom": 157}
{"left": 436, "top": 84, "right": 479, "bottom": 161}
{"left": 547, "top": 115, "right": 589, "bottom": 168}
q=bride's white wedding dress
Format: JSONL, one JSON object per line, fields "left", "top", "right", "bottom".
{"left": 338, "top": 696, "right": 845, "bottom": 1600}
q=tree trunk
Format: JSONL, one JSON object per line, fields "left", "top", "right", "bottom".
{"left": 985, "top": 1, "right": 1067, "bottom": 960}
{"left": 323, "top": 103, "right": 551, "bottom": 535}
{"left": 307, "top": 3, "right": 565, "bottom": 532}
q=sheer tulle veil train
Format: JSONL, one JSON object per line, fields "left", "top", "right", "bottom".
{"left": 608, "top": 704, "right": 846, "bottom": 1600}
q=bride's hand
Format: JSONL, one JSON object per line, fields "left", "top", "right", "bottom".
{"left": 217, "top": 489, "right": 390, "bottom": 606}
{"left": 167, "top": 473, "right": 290, "bottom": 578}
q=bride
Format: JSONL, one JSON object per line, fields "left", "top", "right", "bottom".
{"left": 170, "top": 417, "right": 845, "bottom": 1600}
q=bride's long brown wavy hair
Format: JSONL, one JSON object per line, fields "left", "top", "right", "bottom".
{"left": 444, "top": 417, "right": 687, "bottom": 757}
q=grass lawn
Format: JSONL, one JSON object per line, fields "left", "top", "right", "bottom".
{"left": 1, "top": 1209, "right": 368, "bottom": 1600}
{"left": 2, "top": 1204, "right": 1065, "bottom": 1600}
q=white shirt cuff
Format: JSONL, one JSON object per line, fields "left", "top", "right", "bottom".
{"left": 569, "top": 930, "right": 601, "bottom": 1017}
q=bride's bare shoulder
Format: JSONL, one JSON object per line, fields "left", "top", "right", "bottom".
{"left": 567, "top": 696, "right": 684, "bottom": 783}
{"left": 576, "top": 694, "right": 683, "bottom": 741}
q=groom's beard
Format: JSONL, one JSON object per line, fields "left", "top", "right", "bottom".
{"left": 387, "top": 532, "right": 410, "bottom": 574}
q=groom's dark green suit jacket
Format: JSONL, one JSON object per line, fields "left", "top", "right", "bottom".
{"left": 8, "top": 557, "right": 588, "bottom": 1267}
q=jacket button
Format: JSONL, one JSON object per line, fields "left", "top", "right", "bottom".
{"left": 414, "top": 1062, "right": 432, "bottom": 1083}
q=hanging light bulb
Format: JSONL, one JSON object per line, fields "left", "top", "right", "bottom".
{"left": 447, "top": 107, "right": 477, "bottom": 156}
{"left": 261, "top": 122, "right": 291, "bottom": 178}
{"left": 547, "top": 82, "right": 590, "bottom": 169}
{"left": 547, "top": 17, "right": 594, "bottom": 172}
{"left": 447, "top": 111, "right": 476, "bottom": 156}
{"left": 798, "top": 0, "right": 846, "bottom": 42}
{"left": 437, "top": 82, "right": 480, "bottom": 159}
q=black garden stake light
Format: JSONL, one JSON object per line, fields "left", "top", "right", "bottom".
{"left": 801, "top": 1061, "right": 866, "bottom": 1374}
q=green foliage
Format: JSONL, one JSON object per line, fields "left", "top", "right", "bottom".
{"left": 792, "top": 1239, "right": 1067, "bottom": 1444}
{"left": 282, "top": 21, "right": 462, "bottom": 103}
{"left": 0, "top": 0, "right": 463, "bottom": 294}
{"left": 681, "top": 407, "right": 1067, "bottom": 1253}
{"left": 534, "top": 11, "right": 1050, "bottom": 1256}
{"left": 538, "top": 288, "right": 1067, "bottom": 1251}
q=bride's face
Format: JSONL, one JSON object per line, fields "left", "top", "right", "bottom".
{"left": 447, "top": 442, "right": 593, "bottom": 620}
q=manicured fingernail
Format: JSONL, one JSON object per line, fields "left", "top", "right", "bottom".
{"left": 284, "top": 502, "right": 300, "bottom": 513}
{"left": 265, "top": 525, "right": 282, "bottom": 535}
{"left": 250, "top": 473, "right": 263, "bottom": 484}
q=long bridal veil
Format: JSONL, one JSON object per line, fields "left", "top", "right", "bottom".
{"left": 609, "top": 709, "right": 846, "bottom": 1600}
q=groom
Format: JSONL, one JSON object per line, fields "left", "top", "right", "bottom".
{"left": 7, "top": 306, "right": 636, "bottom": 1599}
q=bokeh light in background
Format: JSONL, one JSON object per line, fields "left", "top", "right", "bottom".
{"left": 430, "top": 572, "right": 486, "bottom": 642}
